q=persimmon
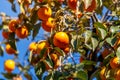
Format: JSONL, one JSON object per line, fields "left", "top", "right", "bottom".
{"left": 37, "top": 7, "right": 52, "bottom": 21}
{"left": 9, "top": 20, "right": 18, "bottom": 32}
{"left": 79, "top": 56, "right": 84, "bottom": 63}
{"left": 101, "top": 48, "right": 111, "bottom": 58}
{"left": 36, "top": 40, "right": 49, "bottom": 55}
{"left": 67, "top": 0, "right": 77, "bottom": 10}
{"left": 100, "top": 67, "right": 106, "bottom": 80}
{"left": 115, "top": 69, "right": 120, "bottom": 80}
{"left": 53, "top": 32, "right": 69, "bottom": 49}
{"left": 84, "top": 0, "right": 97, "bottom": 12}
{"left": 63, "top": 46, "right": 70, "bottom": 54}
{"left": 113, "top": 38, "right": 120, "bottom": 50}
{"left": 4, "top": 59, "right": 15, "bottom": 72}
{"left": 54, "top": 59, "right": 61, "bottom": 69}
{"left": 15, "top": 26, "right": 28, "bottom": 39}
{"left": 110, "top": 57, "right": 120, "bottom": 69}
{"left": 29, "top": 42, "right": 37, "bottom": 53}
{"left": 2, "top": 30, "right": 12, "bottom": 39}
{"left": 67, "top": 77, "right": 74, "bottom": 80}
{"left": 5, "top": 44, "right": 17, "bottom": 54}
{"left": 50, "top": 53, "right": 58, "bottom": 62}
{"left": 41, "top": 17, "right": 55, "bottom": 32}
{"left": 13, "top": 76, "right": 22, "bottom": 80}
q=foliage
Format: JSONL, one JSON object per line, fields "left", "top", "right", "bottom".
{"left": 0, "top": 0, "right": 120, "bottom": 80}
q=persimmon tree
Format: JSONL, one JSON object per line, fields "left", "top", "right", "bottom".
{"left": 0, "top": 0, "right": 120, "bottom": 80}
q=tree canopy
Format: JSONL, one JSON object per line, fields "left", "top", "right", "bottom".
{"left": 0, "top": 0, "right": 120, "bottom": 80}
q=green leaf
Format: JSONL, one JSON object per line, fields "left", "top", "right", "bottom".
{"left": 9, "top": 41, "right": 17, "bottom": 51}
{"left": 82, "top": 60, "right": 96, "bottom": 65}
{"left": 90, "top": 69, "right": 101, "bottom": 80}
{"left": 116, "top": 46, "right": 120, "bottom": 58}
{"left": 110, "top": 26, "right": 120, "bottom": 34}
{"left": 43, "top": 58, "right": 53, "bottom": 69}
{"left": 39, "top": 48, "right": 47, "bottom": 58}
{"left": 0, "top": 25, "right": 3, "bottom": 30}
{"left": 54, "top": 47, "right": 65, "bottom": 56}
{"left": 106, "top": 36, "right": 117, "bottom": 47}
{"left": 94, "top": 22, "right": 107, "bottom": 39}
{"left": 73, "top": 70, "right": 88, "bottom": 80}
{"left": 28, "top": 51, "right": 33, "bottom": 63}
{"left": 0, "top": 46, "right": 4, "bottom": 56}
{"left": 91, "top": 37, "right": 98, "bottom": 51}
{"left": 30, "top": 9, "right": 38, "bottom": 24}
{"left": 32, "top": 23, "right": 41, "bottom": 40}
{"left": 35, "top": 62, "right": 46, "bottom": 79}
{"left": 2, "top": 73, "right": 17, "bottom": 79}
{"left": 76, "top": 63, "right": 84, "bottom": 69}
{"left": 45, "top": 73, "right": 53, "bottom": 80}
{"left": 85, "top": 30, "right": 92, "bottom": 43}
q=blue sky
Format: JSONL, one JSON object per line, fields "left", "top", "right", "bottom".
{"left": 0, "top": 0, "right": 37, "bottom": 79}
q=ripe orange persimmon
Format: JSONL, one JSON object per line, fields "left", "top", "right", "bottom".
{"left": 41, "top": 17, "right": 55, "bottom": 32}
{"left": 37, "top": 7, "right": 52, "bottom": 21}
{"left": 4, "top": 59, "right": 15, "bottom": 72}
{"left": 63, "top": 46, "right": 70, "bottom": 54}
{"left": 36, "top": 40, "right": 49, "bottom": 54}
{"left": 15, "top": 26, "right": 28, "bottom": 39}
{"left": 13, "top": 76, "right": 22, "bottom": 80}
{"left": 101, "top": 48, "right": 111, "bottom": 58}
{"left": 115, "top": 69, "right": 120, "bottom": 80}
{"left": 53, "top": 32, "right": 69, "bottom": 49}
{"left": 100, "top": 67, "right": 106, "bottom": 80}
{"left": 5, "top": 44, "right": 17, "bottom": 54}
{"left": 50, "top": 53, "right": 58, "bottom": 62}
{"left": 84, "top": 0, "right": 97, "bottom": 12}
{"left": 113, "top": 38, "right": 120, "bottom": 50}
{"left": 9, "top": 20, "right": 18, "bottom": 32}
{"left": 29, "top": 42, "right": 37, "bottom": 53}
{"left": 67, "top": 0, "right": 77, "bottom": 10}
{"left": 2, "top": 30, "right": 12, "bottom": 39}
{"left": 54, "top": 59, "right": 61, "bottom": 69}
{"left": 110, "top": 57, "right": 120, "bottom": 69}
{"left": 79, "top": 56, "right": 84, "bottom": 63}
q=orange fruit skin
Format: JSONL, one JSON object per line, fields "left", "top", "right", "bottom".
{"left": 9, "top": 20, "right": 18, "bottom": 32}
{"left": 50, "top": 53, "right": 58, "bottom": 62}
{"left": 15, "top": 26, "right": 28, "bottom": 39}
{"left": 101, "top": 48, "right": 111, "bottom": 58}
{"left": 29, "top": 42, "right": 37, "bottom": 53}
{"left": 79, "top": 56, "right": 84, "bottom": 63}
{"left": 63, "top": 46, "right": 70, "bottom": 54}
{"left": 37, "top": 7, "right": 52, "bottom": 21}
{"left": 54, "top": 59, "right": 61, "bottom": 69}
{"left": 110, "top": 57, "right": 120, "bottom": 69}
{"left": 53, "top": 32, "right": 69, "bottom": 49}
{"left": 115, "top": 69, "right": 120, "bottom": 80}
{"left": 84, "top": 0, "right": 97, "bottom": 12}
{"left": 113, "top": 38, "right": 120, "bottom": 50}
{"left": 4, "top": 59, "right": 15, "bottom": 72}
{"left": 67, "top": 0, "right": 77, "bottom": 10}
{"left": 41, "top": 17, "right": 55, "bottom": 32}
{"left": 5, "top": 44, "right": 16, "bottom": 54}
{"left": 2, "top": 31, "right": 11, "bottom": 39}
{"left": 36, "top": 41, "right": 49, "bottom": 55}
{"left": 100, "top": 67, "right": 106, "bottom": 80}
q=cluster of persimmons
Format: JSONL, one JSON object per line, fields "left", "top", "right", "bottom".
{"left": 1, "top": 0, "right": 120, "bottom": 80}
